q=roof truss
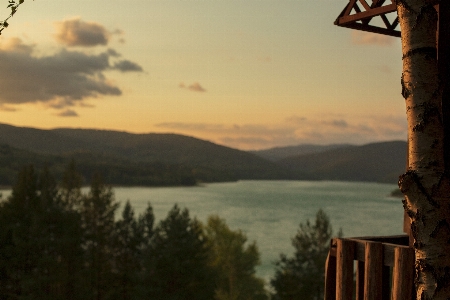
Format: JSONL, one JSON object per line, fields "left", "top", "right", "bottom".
{"left": 334, "top": 0, "right": 400, "bottom": 37}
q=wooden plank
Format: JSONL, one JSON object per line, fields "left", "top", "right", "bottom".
{"left": 324, "top": 250, "right": 337, "bottom": 300}
{"left": 359, "top": 0, "right": 372, "bottom": 11}
{"left": 389, "top": 17, "right": 399, "bottom": 30}
{"left": 380, "top": 14, "right": 391, "bottom": 28}
{"left": 349, "top": 238, "right": 410, "bottom": 267}
{"left": 391, "top": 247, "right": 414, "bottom": 300}
{"left": 336, "top": 239, "right": 355, "bottom": 300}
{"left": 371, "top": 0, "right": 387, "bottom": 8}
{"left": 356, "top": 261, "right": 365, "bottom": 300}
{"left": 364, "top": 242, "right": 383, "bottom": 300}
{"left": 344, "top": 0, "right": 359, "bottom": 17}
{"left": 348, "top": 235, "right": 409, "bottom": 244}
{"left": 337, "top": 4, "right": 397, "bottom": 25}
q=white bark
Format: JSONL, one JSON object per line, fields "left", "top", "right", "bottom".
{"left": 397, "top": 0, "right": 450, "bottom": 299}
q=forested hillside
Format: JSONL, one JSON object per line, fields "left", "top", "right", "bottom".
{"left": 0, "top": 123, "right": 407, "bottom": 185}
{"left": 276, "top": 141, "right": 407, "bottom": 183}
{"left": 0, "top": 124, "right": 291, "bottom": 185}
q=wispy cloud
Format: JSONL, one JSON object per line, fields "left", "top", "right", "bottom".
{"left": 54, "top": 18, "right": 110, "bottom": 47}
{"left": 179, "top": 82, "right": 207, "bottom": 92}
{"left": 57, "top": 109, "right": 79, "bottom": 117}
{"left": 351, "top": 31, "right": 396, "bottom": 46}
{"left": 155, "top": 114, "right": 407, "bottom": 150}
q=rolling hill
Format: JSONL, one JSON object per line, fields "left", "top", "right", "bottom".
{"left": 276, "top": 141, "right": 407, "bottom": 183}
{"left": 250, "top": 144, "right": 352, "bottom": 161}
{"left": 0, "top": 123, "right": 407, "bottom": 185}
{"left": 0, "top": 124, "right": 292, "bottom": 185}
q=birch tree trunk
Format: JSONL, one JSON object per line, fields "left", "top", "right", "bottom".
{"left": 397, "top": 1, "right": 450, "bottom": 299}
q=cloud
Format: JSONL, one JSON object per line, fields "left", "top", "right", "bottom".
{"left": 57, "top": 109, "right": 79, "bottom": 117}
{"left": 324, "top": 119, "right": 348, "bottom": 128}
{"left": 351, "top": 31, "right": 395, "bottom": 46}
{"left": 113, "top": 60, "right": 143, "bottom": 72}
{"left": 155, "top": 114, "right": 407, "bottom": 150}
{"left": 0, "top": 38, "right": 143, "bottom": 109}
{"left": 179, "top": 82, "right": 206, "bottom": 92}
{"left": 54, "top": 18, "right": 110, "bottom": 47}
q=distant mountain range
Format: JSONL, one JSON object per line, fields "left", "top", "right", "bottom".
{"left": 0, "top": 123, "right": 407, "bottom": 186}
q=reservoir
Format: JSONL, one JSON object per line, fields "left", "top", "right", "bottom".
{"left": 111, "top": 180, "right": 404, "bottom": 284}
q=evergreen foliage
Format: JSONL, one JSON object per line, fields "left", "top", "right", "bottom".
{"left": 143, "top": 205, "right": 216, "bottom": 300}
{"left": 271, "top": 209, "right": 340, "bottom": 300}
{"left": 0, "top": 165, "right": 85, "bottom": 299}
{"left": 0, "top": 162, "right": 270, "bottom": 299}
{"left": 205, "top": 215, "right": 268, "bottom": 300}
{"left": 80, "top": 173, "right": 119, "bottom": 300}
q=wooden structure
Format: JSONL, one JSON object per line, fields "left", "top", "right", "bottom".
{"left": 324, "top": 235, "right": 414, "bottom": 300}
{"left": 328, "top": 0, "right": 450, "bottom": 299}
{"left": 334, "top": 0, "right": 400, "bottom": 37}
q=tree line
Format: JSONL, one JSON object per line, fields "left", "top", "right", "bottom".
{"left": 0, "top": 161, "right": 339, "bottom": 300}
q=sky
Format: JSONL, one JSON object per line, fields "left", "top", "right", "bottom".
{"left": 0, "top": 0, "right": 407, "bottom": 150}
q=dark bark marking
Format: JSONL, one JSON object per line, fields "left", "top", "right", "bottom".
{"left": 399, "top": 171, "right": 440, "bottom": 208}
{"left": 412, "top": 102, "right": 441, "bottom": 132}
{"left": 403, "top": 198, "right": 417, "bottom": 219}
{"left": 430, "top": 219, "right": 450, "bottom": 238}
{"left": 401, "top": 73, "right": 411, "bottom": 99}
{"left": 402, "top": 46, "right": 437, "bottom": 60}
{"left": 434, "top": 267, "right": 450, "bottom": 295}
{"left": 414, "top": 4, "right": 438, "bottom": 30}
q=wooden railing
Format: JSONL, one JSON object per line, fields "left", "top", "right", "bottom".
{"left": 324, "top": 235, "right": 415, "bottom": 300}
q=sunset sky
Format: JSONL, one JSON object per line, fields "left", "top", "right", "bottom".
{"left": 0, "top": 0, "right": 406, "bottom": 150}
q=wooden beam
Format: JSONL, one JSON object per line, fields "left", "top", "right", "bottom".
{"left": 364, "top": 242, "right": 383, "bottom": 300}
{"left": 336, "top": 239, "right": 355, "bottom": 300}
{"left": 336, "top": 3, "right": 397, "bottom": 25}
{"left": 340, "top": 23, "right": 401, "bottom": 37}
{"left": 391, "top": 247, "right": 414, "bottom": 300}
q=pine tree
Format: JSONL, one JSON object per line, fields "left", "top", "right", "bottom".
{"left": 271, "top": 209, "right": 338, "bottom": 300}
{"left": 60, "top": 159, "right": 83, "bottom": 211}
{"left": 111, "top": 201, "right": 141, "bottom": 300}
{"left": 80, "top": 173, "right": 119, "bottom": 300}
{"left": 143, "top": 204, "right": 216, "bottom": 300}
{"left": 0, "top": 165, "right": 85, "bottom": 299}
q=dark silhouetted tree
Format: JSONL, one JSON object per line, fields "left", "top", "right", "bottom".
{"left": 80, "top": 173, "right": 119, "bottom": 300}
{"left": 111, "top": 200, "right": 142, "bottom": 300}
{"left": 60, "top": 159, "right": 84, "bottom": 211}
{"left": 205, "top": 215, "right": 268, "bottom": 300}
{"left": 0, "top": 165, "right": 85, "bottom": 299}
{"left": 143, "top": 204, "right": 216, "bottom": 300}
{"left": 271, "top": 209, "right": 340, "bottom": 300}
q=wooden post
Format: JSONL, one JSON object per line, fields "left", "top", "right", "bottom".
{"left": 356, "top": 261, "right": 365, "bottom": 300}
{"left": 364, "top": 242, "right": 383, "bottom": 300}
{"left": 336, "top": 239, "right": 354, "bottom": 300}
{"left": 391, "top": 246, "right": 414, "bottom": 300}
{"left": 324, "top": 250, "right": 337, "bottom": 300}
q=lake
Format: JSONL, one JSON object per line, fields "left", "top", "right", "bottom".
{"left": 0, "top": 180, "right": 405, "bottom": 285}
{"left": 112, "top": 180, "right": 405, "bottom": 284}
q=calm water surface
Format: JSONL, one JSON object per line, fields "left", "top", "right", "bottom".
{"left": 1, "top": 180, "right": 404, "bottom": 284}
{"left": 113, "top": 180, "right": 404, "bottom": 284}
